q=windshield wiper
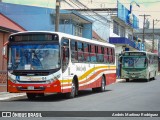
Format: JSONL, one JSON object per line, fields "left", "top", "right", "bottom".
{"left": 31, "top": 50, "right": 43, "bottom": 69}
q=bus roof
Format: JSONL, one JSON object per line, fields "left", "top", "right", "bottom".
{"left": 10, "top": 31, "right": 115, "bottom": 48}
{"left": 123, "top": 51, "right": 158, "bottom": 55}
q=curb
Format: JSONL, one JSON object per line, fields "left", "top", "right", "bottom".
{"left": 116, "top": 79, "right": 125, "bottom": 83}
{"left": 0, "top": 92, "right": 25, "bottom": 100}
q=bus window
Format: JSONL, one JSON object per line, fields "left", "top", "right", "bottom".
{"left": 97, "top": 46, "right": 104, "bottom": 63}
{"left": 84, "top": 43, "right": 90, "bottom": 62}
{"left": 61, "top": 38, "right": 69, "bottom": 72}
{"left": 78, "top": 42, "right": 84, "bottom": 62}
{"left": 104, "top": 47, "right": 108, "bottom": 63}
{"left": 101, "top": 47, "right": 104, "bottom": 62}
{"left": 71, "top": 40, "right": 78, "bottom": 62}
{"left": 112, "top": 48, "right": 115, "bottom": 64}
{"left": 90, "top": 45, "right": 97, "bottom": 62}
{"left": 108, "top": 48, "right": 112, "bottom": 63}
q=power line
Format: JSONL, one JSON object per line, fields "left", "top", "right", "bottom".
{"left": 88, "top": 0, "right": 160, "bottom": 4}
{"left": 74, "top": 0, "right": 111, "bottom": 23}
{"left": 132, "top": 10, "right": 160, "bottom": 13}
{"left": 139, "top": 14, "right": 151, "bottom": 44}
{"left": 63, "top": 0, "right": 113, "bottom": 40}
{"left": 64, "top": 0, "right": 110, "bottom": 26}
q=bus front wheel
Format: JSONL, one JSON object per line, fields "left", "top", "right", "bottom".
{"left": 153, "top": 72, "right": 156, "bottom": 80}
{"left": 66, "top": 80, "right": 77, "bottom": 99}
{"left": 146, "top": 74, "right": 150, "bottom": 82}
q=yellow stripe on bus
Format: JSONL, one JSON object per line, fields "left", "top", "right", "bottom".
{"left": 60, "top": 65, "right": 116, "bottom": 83}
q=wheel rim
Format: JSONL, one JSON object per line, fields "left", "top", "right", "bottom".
{"left": 102, "top": 77, "right": 105, "bottom": 91}
{"left": 71, "top": 82, "right": 76, "bottom": 97}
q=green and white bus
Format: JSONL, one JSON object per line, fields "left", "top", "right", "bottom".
{"left": 120, "top": 51, "right": 158, "bottom": 82}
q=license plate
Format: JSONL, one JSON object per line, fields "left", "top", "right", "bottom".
{"left": 27, "top": 86, "right": 34, "bottom": 90}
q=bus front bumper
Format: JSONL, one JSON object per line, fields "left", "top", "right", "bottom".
{"left": 7, "top": 80, "right": 61, "bottom": 93}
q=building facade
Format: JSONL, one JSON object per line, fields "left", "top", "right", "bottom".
{"left": 0, "top": 2, "right": 92, "bottom": 39}
{"left": 0, "top": 13, "right": 25, "bottom": 91}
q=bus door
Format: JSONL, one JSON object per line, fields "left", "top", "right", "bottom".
{"left": 61, "top": 38, "right": 70, "bottom": 91}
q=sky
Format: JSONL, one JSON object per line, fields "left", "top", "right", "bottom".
{"left": 124, "top": 0, "right": 160, "bottom": 28}
{"left": 2, "top": 0, "right": 56, "bottom": 8}
{"left": 2, "top": 0, "right": 160, "bottom": 28}
{"left": 115, "top": 0, "right": 160, "bottom": 28}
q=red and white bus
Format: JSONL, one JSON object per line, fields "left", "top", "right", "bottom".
{"left": 7, "top": 31, "right": 116, "bottom": 99}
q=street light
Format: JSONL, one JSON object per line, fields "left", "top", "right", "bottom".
{"left": 130, "top": 1, "right": 140, "bottom": 13}
{"left": 129, "top": 1, "right": 140, "bottom": 24}
{"left": 128, "top": 1, "right": 140, "bottom": 48}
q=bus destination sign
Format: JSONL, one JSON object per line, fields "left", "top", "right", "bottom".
{"left": 9, "top": 33, "right": 59, "bottom": 42}
{"left": 124, "top": 52, "right": 146, "bottom": 56}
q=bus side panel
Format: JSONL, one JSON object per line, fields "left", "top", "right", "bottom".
{"left": 105, "top": 73, "right": 116, "bottom": 85}
{"left": 61, "top": 88, "right": 71, "bottom": 93}
{"left": 78, "top": 72, "right": 116, "bottom": 90}
{"left": 61, "top": 65, "right": 116, "bottom": 93}
{"left": 78, "top": 77, "right": 101, "bottom": 90}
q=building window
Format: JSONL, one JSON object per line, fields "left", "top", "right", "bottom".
{"left": 120, "top": 26, "right": 125, "bottom": 37}
{"left": 75, "top": 24, "right": 83, "bottom": 37}
{"left": 113, "top": 21, "right": 119, "bottom": 35}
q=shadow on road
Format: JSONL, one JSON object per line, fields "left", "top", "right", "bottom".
{"left": 119, "top": 78, "right": 157, "bottom": 83}
{"left": 10, "top": 89, "right": 112, "bottom": 102}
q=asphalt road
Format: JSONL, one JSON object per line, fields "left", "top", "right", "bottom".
{"left": 1, "top": 76, "right": 160, "bottom": 120}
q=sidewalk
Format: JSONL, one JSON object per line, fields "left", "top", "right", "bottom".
{"left": 116, "top": 79, "right": 125, "bottom": 83}
{"left": 0, "top": 92, "right": 25, "bottom": 100}
{"left": 0, "top": 79, "right": 125, "bottom": 101}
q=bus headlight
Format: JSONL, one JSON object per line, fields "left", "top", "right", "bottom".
{"left": 12, "top": 80, "right": 17, "bottom": 83}
{"left": 8, "top": 77, "right": 17, "bottom": 83}
{"left": 46, "top": 75, "right": 60, "bottom": 83}
{"left": 46, "top": 79, "right": 54, "bottom": 84}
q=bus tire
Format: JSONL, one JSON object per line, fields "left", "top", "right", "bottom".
{"left": 146, "top": 74, "right": 150, "bottom": 82}
{"left": 26, "top": 93, "right": 36, "bottom": 100}
{"left": 153, "top": 72, "right": 156, "bottom": 80}
{"left": 99, "top": 75, "right": 106, "bottom": 92}
{"left": 66, "top": 79, "right": 77, "bottom": 99}
{"left": 126, "top": 79, "right": 129, "bottom": 82}
{"left": 92, "top": 75, "right": 106, "bottom": 92}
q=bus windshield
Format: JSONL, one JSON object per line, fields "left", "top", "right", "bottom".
{"left": 122, "top": 56, "right": 147, "bottom": 68}
{"left": 8, "top": 44, "right": 60, "bottom": 70}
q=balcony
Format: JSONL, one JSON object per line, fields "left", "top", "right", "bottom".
{"left": 109, "top": 37, "right": 141, "bottom": 50}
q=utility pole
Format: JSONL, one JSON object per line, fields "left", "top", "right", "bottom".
{"left": 152, "top": 19, "right": 155, "bottom": 52}
{"left": 152, "top": 19, "right": 160, "bottom": 52}
{"left": 139, "top": 14, "right": 151, "bottom": 44}
{"left": 55, "top": 0, "right": 60, "bottom": 32}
